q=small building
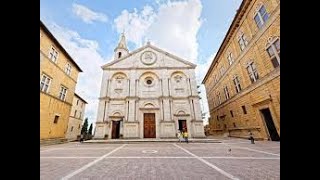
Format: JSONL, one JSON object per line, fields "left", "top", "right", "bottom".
{"left": 66, "top": 93, "right": 88, "bottom": 141}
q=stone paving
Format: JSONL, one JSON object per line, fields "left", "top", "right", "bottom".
{"left": 40, "top": 138, "right": 280, "bottom": 180}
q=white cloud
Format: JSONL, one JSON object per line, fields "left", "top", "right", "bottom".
{"left": 113, "top": 0, "right": 202, "bottom": 62}
{"left": 196, "top": 53, "right": 215, "bottom": 125}
{"left": 195, "top": 53, "right": 216, "bottom": 84}
{"left": 114, "top": 5, "right": 156, "bottom": 47}
{"left": 72, "top": 3, "right": 108, "bottom": 24}
{"left": 47, "top": 22, "right": 111, "bottom": 129}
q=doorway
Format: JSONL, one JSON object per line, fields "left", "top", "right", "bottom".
{"left": 144, "top": 113, "right": 156, "bottom": 138}
{"left": 178, "top": 120, "right": 187, "bottom": 132}
{"left": 111, "top": 120, "right": 121, "bottom": 139}
{"left": 260, "top": 108, "right": 280, "bottom": 141}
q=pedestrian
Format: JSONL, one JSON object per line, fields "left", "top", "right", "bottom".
{"left": 249, "top": 131, "right": 255, "bottom": 144}
{"left": 80, "top": 134, "right": 84, "bottom": 143}
{"left": 183, "top": 130, "right": 189, "bottom": 144}
{"left": 177, "top": 130, "right": 182, "bottom": 142}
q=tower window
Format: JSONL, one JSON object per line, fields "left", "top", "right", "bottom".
{"left": 118, "top": 52, "right": 122, "bottom": 58}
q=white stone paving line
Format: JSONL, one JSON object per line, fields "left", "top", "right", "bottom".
{"left": 173, "top": 143, "right": 240, "bottom": 180}
{"left": 40, "top": 148, "right": 62, "bottom": 153}
{"left": 228, "top": 145, "right": 280, "bottom": 156}
{"left": 40, "top": 156, "right": 280, "bottom": 159}
{"left": 202, "top": 156, "right": 280, "bottom": 160}
{"left": 61, "top": 144, "right": 127, "bottom": 180}
{"left": 41, "top": 157, "right": 99, "bottom": 159}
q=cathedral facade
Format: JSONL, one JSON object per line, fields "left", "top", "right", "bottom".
{"left": 94, "top": 34, "right": 205, "bottom": 139}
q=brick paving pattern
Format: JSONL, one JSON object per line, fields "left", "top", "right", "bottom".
{"left": 40, "top": 138, "right": 280, "bottom": 180}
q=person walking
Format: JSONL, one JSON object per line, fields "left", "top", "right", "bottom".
{"left": 183, "top": 130, "right": 189, "bottom": 144}
{"left": 249, "top": 131, "right": 255, "bottom": 144}
{"left": 80, "top": 134, "right": 84, "bottom": 143}
{"left": 177, "top": 130, "right": 182, "bottom": 142}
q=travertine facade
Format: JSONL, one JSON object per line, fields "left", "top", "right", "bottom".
{"left": 40, "top": 21, "right": 83, "bottom": 141}
{"left": 94, "top": 35, "right": 205, "bottom": 139}
{"left": 202, "top": 0, "right": 280, "bottom": 140}
{"left": 66, "top": 93, "right": 87, "bottom": 141}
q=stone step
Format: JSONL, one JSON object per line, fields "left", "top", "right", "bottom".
{"left": 83, "top": 139, "right": 221, "bottom": 144}
{"left": 40, "top": 138, "right": 68, "bottom": 146}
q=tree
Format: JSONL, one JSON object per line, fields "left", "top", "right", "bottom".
{"left": 81, "top": 118, "right": 88, "bottom": 135}
{"left": 88, "top": 123, "right": 93, "bottom": 135}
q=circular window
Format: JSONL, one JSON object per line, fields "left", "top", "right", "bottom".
{"left": 146, "top": 79, "right": 152, "bottom": 85}
{"left": 145, "top": 77, "right": 154, "bottom": 86}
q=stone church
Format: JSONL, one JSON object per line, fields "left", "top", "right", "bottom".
{"left": 94, "top": 34, "right": 205, "bottom": 139}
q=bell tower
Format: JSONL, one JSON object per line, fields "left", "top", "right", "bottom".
{"left": 114, "top": 33, "right": 129, "bottom": 60}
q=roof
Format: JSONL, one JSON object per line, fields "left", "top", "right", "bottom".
{"left": 202, "top": 0, "right": 251, "bottom": 84}
{"left": 102, "top": 43, "right": 197, "bottom": 69}
{"left": 40, "top": 20, "right": 83, "bottom": 72}
{"left": 74, "top": 93, "right": 88, "bottom": 104}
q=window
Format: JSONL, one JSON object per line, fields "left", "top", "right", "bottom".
{"left": 78, "top": 124, "right": 81, "bottom": 129}
{"left": 233, "top": 123, "right": 236, "bottom": 128}
{"left": 224, "top": 124, "right": 227, "bottom": 129}
{"left": 74, "top": 110, "right": 77, "bottom": 117}
{"left": 224, "top": 86, "right": 230, "bottom": 100}
{"left": 227, "top": 52, "right": 234, "bottom": 65}
{"left": 40, "top": 74, "right": 51, "bottom": 93}
{"left": 77, "top": 99, "right": 79, "bottom": 105}
{"left": 267, "top": 39, "right": 280, "bottom": 68}
{"left": 49, "top": 46, "right": 58, "bottom": 62}
{"left": 217, "top": 92, "right": 221, "bottom": 105}
{"left": 70, "top": 126, "right": 74, "bottom": 132}
{"left": 217, "top": 115, "right": 219, "bottom": 121}
{"left": 233, "top": 76, "right": 242, "bottom": 93}
{"left": 230, "top": 110, "right": 234, "bottom": 117}
{"left": 247, "top": 62, "right": 259, "bottom": 83}
{"left": 79, "top": 112, "right": 82, "bottom": 119}
{"left": 220, "top": 66, "right": 225, "bottom": 76}
{"left": 254, "top": 5, "right": 269, "bottom": 28}
{"left": 145, "top": 77, "right": 154, "bottom": 86}
{"left": 118, "top": 52, "right": 122, "bottom": 58}
{"left": 238, "top": 34, "right": 248, "bottom": 51}
{"left": 59, "top": 86, "right": 67, "bottom": 101}
{"left": 53, "top": 115, "right": 59, "bottom": 124}
{"left": 242, "top": 105, "right": 247, "bottom": 114}
{"left": 65, "top": 63, "right": 72, "bottom": 75}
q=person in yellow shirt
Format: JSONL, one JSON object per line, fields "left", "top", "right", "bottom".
{"left": 183, "top": 130, "right": 188, "bottom": 144}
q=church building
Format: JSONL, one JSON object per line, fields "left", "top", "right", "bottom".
{"left": 94, "top": 34, "right": 205, "bottom": 139}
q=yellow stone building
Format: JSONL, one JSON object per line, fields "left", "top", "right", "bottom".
{"left": 202, "top": 0, "right": 280, "bottom": 141}
{"left": 40, "top": 21, "right": 83, "bottom": 142}
{"left": 66, "top": 93, "right": 87, "bottom": 141}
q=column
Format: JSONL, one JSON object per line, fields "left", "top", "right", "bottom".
{"left": 128, "top": 100, "right": 135, "bottom": 122}
{"left": 189, "top": 99, "right": 194, "bottom": 120}
{"left": 168, "top": 78, "right": 171, "bottom": 96}
{"left": 107, "top": 79, "right": 111, "bottom": 97}
{"left": 169, "top": 99, "right": 173, "bottom": 121}
{"left": 104, "top": 100, "right": 109, "bottom": 122}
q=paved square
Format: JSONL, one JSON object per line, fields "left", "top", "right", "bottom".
{"left": 40, "top": 139, "right": 280, "bottom": 180}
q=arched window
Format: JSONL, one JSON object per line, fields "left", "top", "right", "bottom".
{"left": 118, "top": 52, "right": 122, "bottom": 58}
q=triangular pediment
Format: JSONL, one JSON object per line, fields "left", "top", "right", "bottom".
{"left": 101, "top": 44, "right": 196, "bottom": 69}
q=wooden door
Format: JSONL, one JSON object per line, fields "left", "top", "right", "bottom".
{"left": 144, "top": 113, "right": 156, "bottom": 138}
{"left": 112, "top": 121, "right": 120, "bottom": 139}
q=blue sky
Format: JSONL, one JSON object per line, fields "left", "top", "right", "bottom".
{"left": 40, "top": 0, "right": 242, "bottom": 128}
